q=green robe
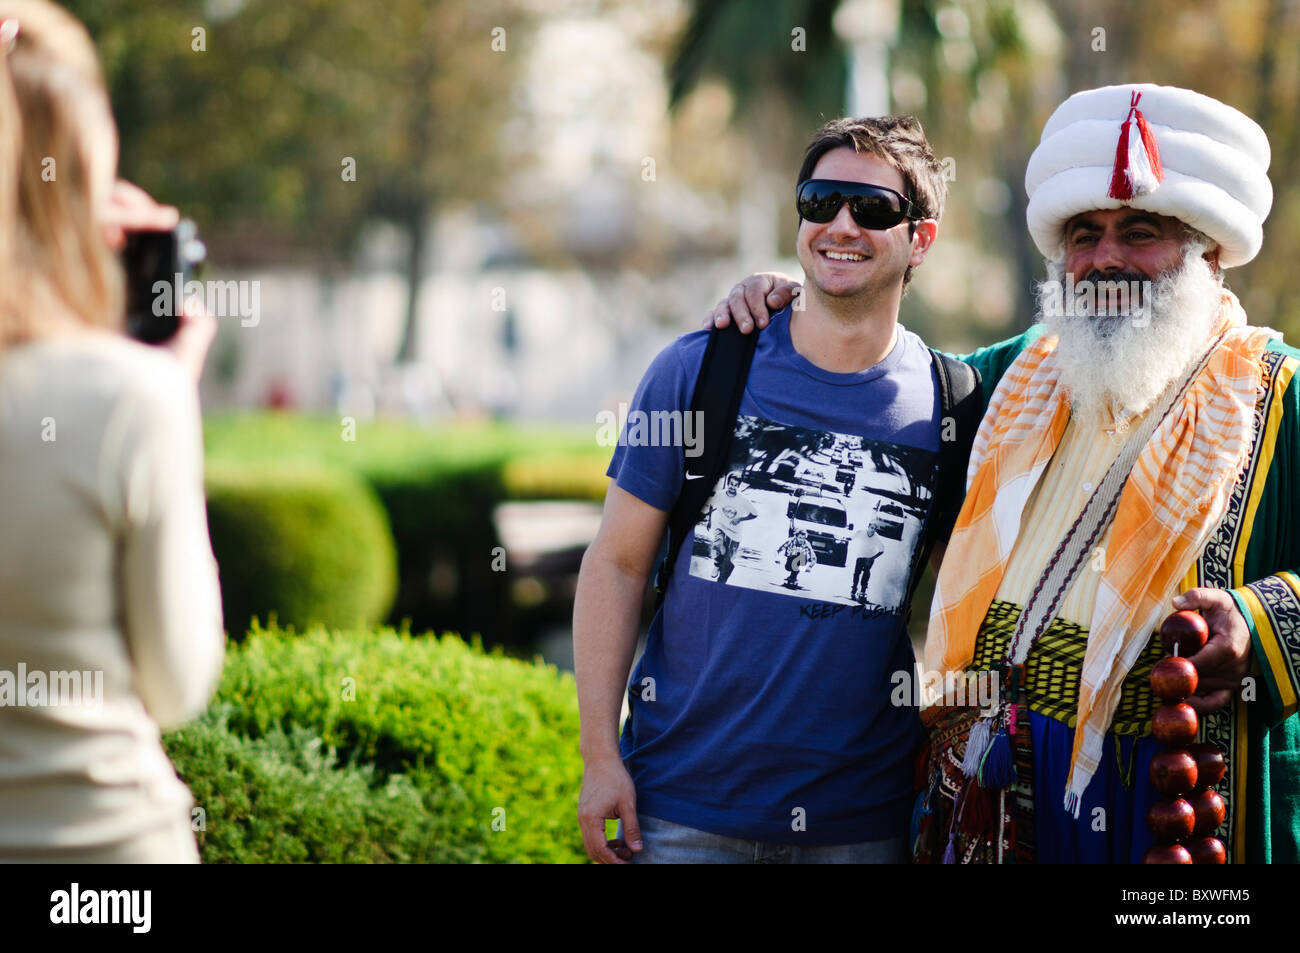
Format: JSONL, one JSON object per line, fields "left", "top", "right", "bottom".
{"left": 957, "top": 326, "right": 1300, "bottom": 864}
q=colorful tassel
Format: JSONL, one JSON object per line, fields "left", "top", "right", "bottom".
{"left": 1108, "top": 90, "right": 1164, "bottom": 200}
{"left": 979, "top": 727, "right": 1015, "bottom": 788}
{"left": 1135, "top": 110, "right": 1163, "bottom": 182}
{"left": 961, "top": 716, "right": 993, "bottom": 778}
{"left": 1107, "top": 113, "right": 1133, "bottom": 199}
{"left": 942, "top": 832, "right": 956, "bottom": 864}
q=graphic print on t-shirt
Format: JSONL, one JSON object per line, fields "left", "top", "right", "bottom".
{"left": 689, "top": 414, "right": 938, "bottom": 610}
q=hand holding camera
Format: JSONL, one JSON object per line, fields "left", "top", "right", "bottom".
{"left": 102, "top": 180, "right": 216, "bottom": 383}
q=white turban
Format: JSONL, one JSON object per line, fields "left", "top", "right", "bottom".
{"left": 1025, "top": 84, "right": 1272, "bottom": 268}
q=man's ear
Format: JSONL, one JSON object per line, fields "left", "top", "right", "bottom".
{"left": 909, "top": 219, "right": 939, "bottom": 267}
{"left": 1203, "top": 244, "right": 1222, "bottom": 274}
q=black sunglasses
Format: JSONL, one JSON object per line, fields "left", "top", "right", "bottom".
{"left": 795, "top": 179, "right": 923, "bottom": 230}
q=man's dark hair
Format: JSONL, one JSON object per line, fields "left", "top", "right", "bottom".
{"left": 797, "top": 116, "right": 948, "bottom": 289}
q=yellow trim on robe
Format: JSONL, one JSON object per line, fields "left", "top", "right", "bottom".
{"left": 1236, "top": 584, "right": 1298, "bottom": 714}
{"left": 1234, "top": 356, "right": 1295, "bottom": 585}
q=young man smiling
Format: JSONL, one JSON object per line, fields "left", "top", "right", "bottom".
{"left": 574, "top": 117, "right": 958, "bottom": 864}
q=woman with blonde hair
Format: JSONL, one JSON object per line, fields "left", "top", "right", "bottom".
{"left": 0, "top": 0, "right": 223, "bottom": 862}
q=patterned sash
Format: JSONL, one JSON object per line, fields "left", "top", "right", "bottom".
{"left": 972, "top": 601, "right": 1164, "bottom": 733}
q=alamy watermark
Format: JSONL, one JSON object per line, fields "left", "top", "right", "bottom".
{"left": 1039, "top": 272, "right": 1153, "bottom": 324}
{"left": 596, "top": 403, "right": 704, "bottom": 457}
{"left": 152, "top": 275, "right": 261, "bottom": 327}
{"left": 891, "top": 663, "right": 1000, "bottom": 711}
{"left": 0, "top": 664, "right": 103, "bottom": 709}
{"left": 50, "top": 883, "right": 150, "bottom": 933}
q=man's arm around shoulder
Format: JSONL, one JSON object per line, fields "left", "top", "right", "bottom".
{"left": 574, "top": 481, "right": 669, "bottom": 864}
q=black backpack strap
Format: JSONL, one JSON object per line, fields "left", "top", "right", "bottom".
{"left": 906, "top": 348, "right": 982, "bottom": 605}
{"left": 928, "top": 348, "right": 982, "bottom": 544}
{"left": 653, "top": 323, "right": 759, "bottom": 607}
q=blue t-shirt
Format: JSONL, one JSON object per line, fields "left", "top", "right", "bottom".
{"left": 607, "top": 307, "right": 941, "bottom": 845}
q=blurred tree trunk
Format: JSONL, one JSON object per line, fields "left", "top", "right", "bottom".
{"left": 397, "top": 206, "right": 430, "bottom": 365}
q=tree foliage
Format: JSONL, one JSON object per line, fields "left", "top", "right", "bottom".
{"left": 66, "top": 0, "right": 522, "bottom": 262}
{"left": 668, "top": 0, "right": 1300, "bottom": 340}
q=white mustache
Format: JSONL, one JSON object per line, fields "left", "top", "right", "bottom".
{"left": 1037, "top": 247, "right": 1223, "bottom": 422}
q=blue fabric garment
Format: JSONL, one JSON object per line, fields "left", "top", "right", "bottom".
{"left": 1030, "top": 710, "right": 1161, "bottom": 863}
{"left": 607, "top": 307, "right": 943, "bottom": 845}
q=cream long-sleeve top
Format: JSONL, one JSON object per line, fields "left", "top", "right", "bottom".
{"left": 0, "top": 328, "right": 224, "bottom": 849}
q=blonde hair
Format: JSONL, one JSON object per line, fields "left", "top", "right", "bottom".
{"left": 0, "top": 19, "right": 18, "bottom": 324}
{"left": 0, "top": 0, "right": 123, "bottom": 350}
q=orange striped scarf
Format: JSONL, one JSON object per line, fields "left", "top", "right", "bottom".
{"left": 924, "top": 290, "right": 1277, "bottom": 814}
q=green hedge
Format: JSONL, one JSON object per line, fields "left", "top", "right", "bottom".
{"left": 203, "top": 415, "right": 608, "bottom": 643}
{"left": 205, "top": 463, "right": 398, "bottom": 637}
{"left": 202, "top": 415, "right": 608, "bottom": 501}
{"left": 164, "top": 622, "right": 586, "bottom": 864}
{"left": 161, "top": 705, "right": 480, "bottom": 863}
{"left": 502, "top": 454, "right": 610, "bottom": 502}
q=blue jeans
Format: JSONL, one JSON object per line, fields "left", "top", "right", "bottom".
{"left": 618, "top": 814, "right": 905, "bottom": 864}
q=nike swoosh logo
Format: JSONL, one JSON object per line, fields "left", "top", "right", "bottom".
{"left": 684, "top": 473, "right": 705, "bottom": 480}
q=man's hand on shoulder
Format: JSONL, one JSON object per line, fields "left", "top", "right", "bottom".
{"left": 704, "top": 272, "right": 802, "bottom": 333}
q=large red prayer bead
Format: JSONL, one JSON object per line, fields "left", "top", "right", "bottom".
{"left": 1150, "top": 656, "right": 1198, "bottom": 701}
{"left": 1147, "top": 797, "right": 1196, "bottom": 841}
{"left": 1149, "top": 749, "right": 1198, "bottom": 796}
{"left": 1144, "top": 843, "right": 1193, "bottom": 864}
{"left": 1161, "top": 610, "right": 1209, "bottom": 656}
{"left": 1188, "top": 787, "right": 1226, "bottom": 836}
{"left": 1152, "top": 702, "right": 1199, "bottom": 746}
{"left": 1187, "top": 836, "right": 1226, "bottom": 864}
{"left": 1187, "top": 742, "right": 1226, "bottom": 787}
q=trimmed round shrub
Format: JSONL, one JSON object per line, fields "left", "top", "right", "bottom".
{"left": 192, "top": 621, "right": 587, "bottom": 864}
{"left": 205, "top": 463, "right": 397, "bottom": 636}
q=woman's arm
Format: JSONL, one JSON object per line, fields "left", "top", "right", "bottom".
{"left": 115, "top": 354, "right": 225, "bottom": 730}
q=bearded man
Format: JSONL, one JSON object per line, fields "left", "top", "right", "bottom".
{"left": 713, "top": 84, "right": 1300, "bottom": 863}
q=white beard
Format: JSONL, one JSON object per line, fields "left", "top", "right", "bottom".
{"left": 1035, "top": 246, "right": 1224, "bottom": 425}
